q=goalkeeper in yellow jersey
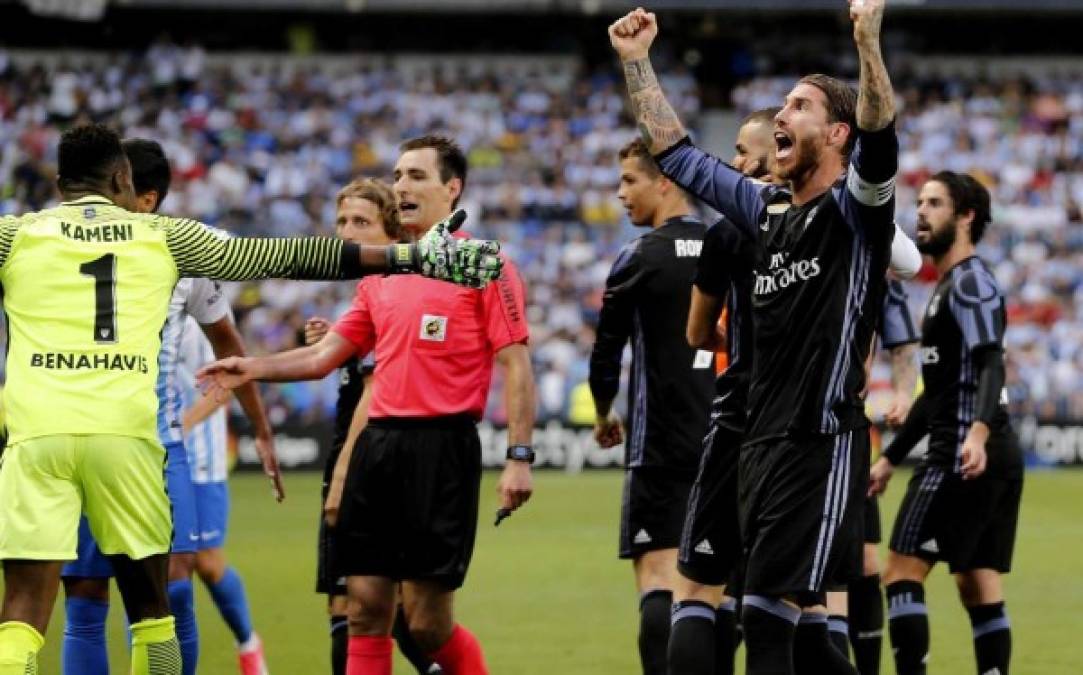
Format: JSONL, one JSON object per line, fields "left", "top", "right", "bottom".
{"left": 0, "top": 123, "right": 502, "bottom": 675}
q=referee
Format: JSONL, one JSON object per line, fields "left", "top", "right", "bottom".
{"left": 589, "top": 138, "right": 714, "bottom": 675}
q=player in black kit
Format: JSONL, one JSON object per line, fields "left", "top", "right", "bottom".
{"left": 589, "top": 138, "right": 714, "bottom": 675}
{"left": 306, "top": 179, "right": 439, "bottom": 675}
{"left": 869, "top": 172, "right": 1023, "bottom": 675}
{"left": 668, "top": 107, "right": 774, "bottom": 675}
{"left": 610, "top": 2, "right": 897, "bottom": 673}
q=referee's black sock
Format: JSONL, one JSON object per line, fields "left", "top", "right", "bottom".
{"left": 639, "top": 589, "right": 673, "bottom": 675}
{"left": 848, "top": 574, "right": 884, "bottom": 675}
{"left": 827, "top": 615, "right": 851, "bottom": 661}
{"left": 793, "top": 612, "right": 857, "bottom": 675}
{"left": 967, "top": 602, "right": 1011, "bottom": 675}
{"left": 714, "top": 598, "right": 738, "bottom": 675}
{"left": 741, "top": 595, "right": 799, "bottom": 675}
{"left": 392, "top": 605, "right": 441, "bottom": 674}
{"left": 886, "top": 581, "right": 929, "bottom": 675}
{"left": 329, "top": 615, "right": 347, "bottom": 675}
{"left": 667, "top": 600, "right": 715, "bottom": 675}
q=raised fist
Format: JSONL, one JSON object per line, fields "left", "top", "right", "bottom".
{"left": 849, "top": 0, "right": 885, "bottom": 46}
{"left": 608, "top": 7, "right": 658, "bottom": 62}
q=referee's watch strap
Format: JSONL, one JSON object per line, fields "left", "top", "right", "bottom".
{"left": 506, "top": 445, "right": 535, "bottom": 464}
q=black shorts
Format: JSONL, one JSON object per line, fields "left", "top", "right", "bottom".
{"left": 889, "top": 464, "right": 1023, "bottom": 573}
{"left": 677, "top": 424, "right": 742, "bottom": 586}
{"left": 620, "top": 466, "right": 694, "bottom": 559}
{"left": 336, "top": 416, "right": 482, "bottom": 590}
{"left": 316, "top": 441, "right": 347, "bottom": 596}
{"left": 739, "top": 428, "right": 869, "bottom": 597}
{"left": 863, "top": 495, "right": 881, "bottom": 545}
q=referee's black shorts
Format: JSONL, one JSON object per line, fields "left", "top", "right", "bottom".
{"left": 889, "top": 461, "right": 1022, "bottom": 574}
{"left": 739, "top": 428, "right": 869, "bottom": 598}
{"left": 316, "top": 440, "right": 347, "bottom": 596}
{"left": 677, "top": 423, "right": 742, "bottom": 586}
{"left": 337, "top": 415, "right": 482, "bottom": 590}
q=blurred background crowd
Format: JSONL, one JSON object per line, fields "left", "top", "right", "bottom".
{"left": 1, "top": 26, "right": 1080, "bottom": 429}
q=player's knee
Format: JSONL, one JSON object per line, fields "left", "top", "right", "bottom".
{"left": 64, "top": 577, "right": 110, "bottom": 603}
{"left": 954, "top": 570, "right": 1002, "bottom": 606}
{"left": 194, "top": 549, "right": 226, "bottom": 585}
{"left": 882, "top": 552, "right": 928, "bottom": 585}
{"left": 167, "top": 552, "right": 196, "bottom": 581}
{"left": 862, "top": 544, "right": 881, "bottom": 577}
{"left": 407, "top": 614, "right": 454, "bottom": 654}
{"left": 346, "top": 591, "right": 395, "bottom": 636}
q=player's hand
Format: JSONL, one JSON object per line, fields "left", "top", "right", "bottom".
{"left": 498, "top": 460, "right": 533, "bottom": 512}
{"left": 593, "top": 411, "right": 624, "bottom": 449}
{"left": 323, "top": 450, "right": 350, "bottom": 527}
{"left": 884, "top": 392, "right": 912, "bottom": 428}
{"left": 196, "top": 356, "right": 256, "bottom": 396}
{"left": 254, "top": 431, "right": 285, "bottom": 502}
{"left": 608, "top": 7, "right": 658, "bottom": 62}
{"left": 849, "top": 0, "right": 885, "bottom": 46}
{"left": 414, "top": 209, "right": 503, "bottom": 289}
{"left": 304, "top": 317, "right": 331, "bottom": 346}
{"left": 960, "top": 425, "right": 989, "bottom": 480}
{"left": 867, "top": 456, "right": 894, "bottom": 496}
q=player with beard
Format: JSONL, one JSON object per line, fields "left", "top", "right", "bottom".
{"left": 199, "top": 136, "right": 534, "bottom": 675}
{"left": 589, "top": 138, "right": 714, "bottom": 675}
{"left": 869, "top": 172, "right": 1023, "bottom": 675}
{"left": 610, "top": 2, "right": 897, "bottom": 674}
{"left": 668, "top": 107, "right": 775, "bottom": 675}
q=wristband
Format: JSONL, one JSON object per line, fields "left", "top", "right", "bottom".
{"left": 506, "top": 445, "right": 535, "bottom": 464}
{"left": 386, "top": 243, "right": 417, "bottom": 274}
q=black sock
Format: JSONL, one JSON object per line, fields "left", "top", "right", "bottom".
{"left": 886, "top": 581, "right": 929, "bottom": 675}
{"left": 848, "top": 575, "right": 883, "bottom": 675}
{"left": 715, "top": 598, "right": 738, "bottom": 675}
{"left": 794, "top": 613, "right": 857, "bottom": 675}
{"left": 667, "top": 600, "right": 715, "bottom": 675}
{"left": 329, "top": 615, "right": 348, "bottom": 675}
{"left": 392, "top": 604, "right": 440, "bottom": 674}
{"left": 827, "top": 615, "right": 851, "bottom": 661}
{"left": 640, "top": 590, "right": 673, "bottom": 675}
{"left": 967, "top": 602, "right": 1011, "bottom": 675}
{"left": 742, "top": 595, "right": 799, "bottom": 675}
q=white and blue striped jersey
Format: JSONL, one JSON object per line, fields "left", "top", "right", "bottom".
{"left": 156, "top": 278, "right": 230, "bottom": 444}
{"left": 179, "top": 313, "right": 231, "bottom": 484}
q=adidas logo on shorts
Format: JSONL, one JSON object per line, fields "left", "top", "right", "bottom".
{"left": 694, "top": 539, "right": 714, "bottom": 555}
{"left": 919, "top": 539, "right": 939, "bottom": 554}
{"left": 634, "top": 529, "right": 652, "bottom": 545}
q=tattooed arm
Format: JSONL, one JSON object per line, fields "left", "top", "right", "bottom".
{"left": 608, "top": 9, "right": 687, "bottom": 154}
{"left": 850, "top": 0, "right": 895, "bottom": 132}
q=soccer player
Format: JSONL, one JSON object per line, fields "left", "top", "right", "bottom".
{"left": 58, "top": 138, "right": 277, "bottom": 675}
{"left": 669, "top": 108, "right": 773, "bottom": 675}
{"left": 869, "top": 172, "right": 1024, "bottom": 675}
{"left": 297, "top": 178, "right": 438, "bottom": 675}
{"left": 198, "top": 135, "right": 534, "bottom": 675}
{"left": 0, "top": 123, "right": 501, "bottom": 675}
{"left": 610, "top": 2, "right": 898, "bottom": 673}
{"left": 588, "top": 138, "right": 714, "bottom": 675}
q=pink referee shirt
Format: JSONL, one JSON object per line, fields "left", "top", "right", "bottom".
{"left": 332, "top": 254, "right": 529, "bottom": 420}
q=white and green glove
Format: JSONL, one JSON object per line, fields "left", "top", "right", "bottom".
{"left": 387, "top": 209, "right": 503, "bottom": 288}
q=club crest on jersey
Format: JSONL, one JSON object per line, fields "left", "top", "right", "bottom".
{"left": 420, "top": 314, "right": 448, "bottom": 342}
{"left": 83, "top": 207, "right": 96, "bottom": 219}
{"left": 927, "top": 293, "right": 942, "bottom": 317}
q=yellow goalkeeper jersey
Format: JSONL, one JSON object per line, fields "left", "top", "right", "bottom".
{"left": 0, "top": 195, "right": 351, "bottom": 444}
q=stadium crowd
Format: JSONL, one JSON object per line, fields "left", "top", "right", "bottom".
{"left": 1, "top": 43, "right": 1080, "bottom": 425}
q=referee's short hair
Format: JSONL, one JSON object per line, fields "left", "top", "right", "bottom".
{"left": 931, "top": 170, "right": 992, "bottom": 244}
{"left": 57, "top": 123, "right": 127, "bottom": 193}
{"left": 336, "top": 178, "right": 404, "bottom": 242}
{"left": 618, "top": 138, "right": 661, "bottom": 178}
{"left": 798, "top": 74, "right": 858, "bottom": 160}
{"left": 400, "top": 135, "right": 468, "bottom": 208}
{"left": 122, "top": 138, "right": 171, "bottom": 210}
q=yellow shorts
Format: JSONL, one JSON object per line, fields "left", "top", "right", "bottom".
{"left": 0, "top": 434, "right": 171, "bottom": 561}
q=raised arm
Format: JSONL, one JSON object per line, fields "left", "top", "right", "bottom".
{"left": 852, "top": 0, "right": 895, "bottom": 132}
{"left": 609, "top": 9, "right": 765, "bottom": 234}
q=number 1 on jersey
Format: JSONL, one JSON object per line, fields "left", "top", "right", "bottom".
{"left": 80, "top": 253, "right": 118, "bottom": 343}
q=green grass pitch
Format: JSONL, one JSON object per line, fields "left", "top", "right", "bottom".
{"left": 23, "top": 468, "right": 1082, "bottom": 673}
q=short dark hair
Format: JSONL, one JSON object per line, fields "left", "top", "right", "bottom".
{"left": 618, "top": 138, "right": 661, "bottom": 178}
{"left": 399, "top": 135, "right": 468, "bottom": 207}
{"left": 930, "top": 170, "right": 992, "bottom": 244}
{"left": 122, "top": 138, "right": 171, "bottom": 211}
{"left": 57, "top": 123, "right": 126, "bottom": 193}
{"left": 798, "top": 74, "right": 858, "bottom": 159}
{"left": 742, "top": 106, "right": 781, "bottom": 128}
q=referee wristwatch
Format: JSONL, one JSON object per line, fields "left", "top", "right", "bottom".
{"left": 506, "top": 444, "right": 535, "bottom": 464}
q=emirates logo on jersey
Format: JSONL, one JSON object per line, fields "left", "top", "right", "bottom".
{"left": 753, "top": 252, "right": 822, "bottom": 296}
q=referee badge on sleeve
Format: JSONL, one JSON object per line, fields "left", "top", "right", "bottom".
{"left": 420, "top": 315, "right": 448, "bottom": 342}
